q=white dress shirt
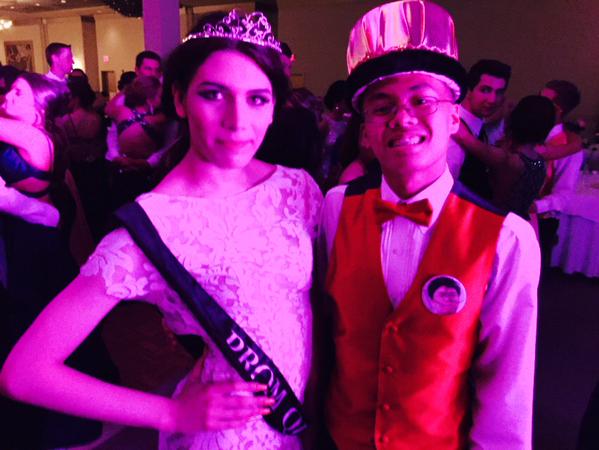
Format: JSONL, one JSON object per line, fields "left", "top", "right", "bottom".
{"left": 534, "top": 123, "right": 583, "bottom": 214}
{"left": 320, "top": 168, "right": 539, "bottom": 450}
{"left": 45, "top": 70, "right": 66, "bottom": 83}
{"left": 447, "top": 107, "right": 484, "bottom": 178}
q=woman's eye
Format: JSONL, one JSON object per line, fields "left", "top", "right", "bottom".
{"left": 198, "top": 90, "right": 223, "bottom": 101}
{"left": 249, "top": 95, "right": 271, "bottom": 106}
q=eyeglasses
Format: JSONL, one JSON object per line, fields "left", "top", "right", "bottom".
{"left": 363, "top": 96, "right": 453, "bottom": 124}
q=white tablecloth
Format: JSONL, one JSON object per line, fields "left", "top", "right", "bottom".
{"left": 551, "top": 172, "right": 599, "bottom": 277}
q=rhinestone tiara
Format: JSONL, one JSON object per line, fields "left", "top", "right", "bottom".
{"left": 183, "top": 9, "right": 282, "bottom": 53}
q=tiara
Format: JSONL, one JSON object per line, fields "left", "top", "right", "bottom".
{"left": 183, "top": 10, "right": 282, "bottom": 53}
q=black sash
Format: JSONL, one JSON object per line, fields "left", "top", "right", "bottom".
{"left": 115, "top": 202, "right": 308, "bottom": 436}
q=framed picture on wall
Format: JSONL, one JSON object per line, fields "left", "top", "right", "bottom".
{"left": 4, "top": 41, "right": 34, "bottom": 72}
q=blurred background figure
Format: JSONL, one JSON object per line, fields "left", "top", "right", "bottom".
{"left": 454, "top": 95, "right": 554, "bottom": 219}
{"left": 44, "top": 42, "right": 74, "bottom": 83}
{"left": 0, "top": 70, "right": 116, "bottom": 450}
{"left": 109, "top": 75, "right": 167, "bottom": 208}
{"left": 320, "top": 79, "right": 350, "bottom": 187}
{"left": 57, "top": 76, "right": 109, "bottom": 240}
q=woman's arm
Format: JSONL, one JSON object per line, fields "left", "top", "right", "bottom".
{"left": 535, "top": 131, "right": 582, "bottom": 160}
{"left": 0, "top": 117, "right": 53, "bottom": 171}
{"left": 0, "top": 273, "right": 273, "bottom": 433}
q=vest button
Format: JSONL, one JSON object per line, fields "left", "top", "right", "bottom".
{"left": 387, "top": 324, "right": 398, "bottom": 334}
{"left": 379, "top": 434, "right": 389, "bottom": 444}
{"left": 383, "top": 365, "right": 394, "bottom": 374}
{"left": 380, "top": 403, "right": 391, "bottom": 411}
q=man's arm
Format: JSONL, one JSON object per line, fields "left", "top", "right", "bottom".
{"left": 469, "top": 213, "right": 540, "bottom": 450}
{"left": 536, "top": 131, "right": 582, "bottom": 161}
{"left": 534, "top": 151, "right": 583, "bottom": 214}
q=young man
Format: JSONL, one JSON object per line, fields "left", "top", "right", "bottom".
{"left": 447, "top": 59, "right": 512, "bottom": 198}
{"left": 104, "top": 50, "right": 163, "bottom": 165}
{"left": 319, "top": 1, "right": 539, "bottom": 449}
{"left": 45, "top": 42, "right": 74, "bottom": 82}
{"left": 535, "top": 79, "right": 583, "bottom": 214}
{"left": 535, "top": 80, "right": 583, "bottom": 264}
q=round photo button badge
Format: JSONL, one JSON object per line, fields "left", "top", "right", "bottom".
{"left": 422, "top": 275, "right": 467, "bottom": 316}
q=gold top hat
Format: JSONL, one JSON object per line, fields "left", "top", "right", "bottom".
{"left": 346, "top": 0, "right": 466, "bottom": 110}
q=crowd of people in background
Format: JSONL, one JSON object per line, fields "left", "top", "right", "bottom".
{"left": 0, "top": 1, "right": 596, "bottom": 449}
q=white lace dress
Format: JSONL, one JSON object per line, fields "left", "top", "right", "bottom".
{"left": 80, "top": 166, "right": 323, "bottom": 449}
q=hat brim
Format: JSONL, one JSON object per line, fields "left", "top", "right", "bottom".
{"left": 347, "top": 49, "right": 467, "bottom": 112}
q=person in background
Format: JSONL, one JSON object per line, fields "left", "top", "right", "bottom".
{"left": 0, "top": 10, "right": 322, "bottom": 450}
{"left": 57, "top": 77, "right": 109, "bottom": 240}
{"left": 104, "top": 50, "right": 163, "bottom": 166}
{"left": 454, "top": 95, "right": 554, "bottom": 219}
{"left": 447, "top": 59, "right": 512, "bottom": 199}
{"left": 320, "top": 80, "right": 351, "bottom": 187}
{"left": 318, "top": 2, "right": 538, "bottom": 448}
{"left": 45, "top": 42, "right": 74, "bottom": 83}
{"left": 534, "top": 79, "right": 584, "bottom": 265}
{"left": 0, "top": 72, "right": 117, "bottom": 450}
{"left": 257, "top": 41, "right": 322, "bottom": 185}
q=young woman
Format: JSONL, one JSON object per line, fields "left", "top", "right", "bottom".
{"left": 0, "top": 72, "right": 66, "bottom": 204}
{"left": 454, "top": 95, "right": 554, "bottom": 219}
{"left": 0, "top": 10, "right": 322, "bottom": 450}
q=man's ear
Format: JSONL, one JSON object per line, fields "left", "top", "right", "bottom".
{"left": 448, "top": 103, "right": 460, "bottom": 134}
{"left": 359, "top": 123, "right": 370, "bottom": 149}
{"left": 173, "top": 86, "right": 186, "bottom": 119}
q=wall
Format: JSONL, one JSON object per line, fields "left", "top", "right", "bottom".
{"left": 278, "top": 0, "right": 599, "bottom": 135}
{"left": 0, "top": 23, "right": 45, "bottom": 73}
{"left": 95, "top": 14, "right": 144, "bottom": 83}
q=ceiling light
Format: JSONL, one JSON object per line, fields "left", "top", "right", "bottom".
{"left": 0, "top": 19, "right": 13, "bottom": 30}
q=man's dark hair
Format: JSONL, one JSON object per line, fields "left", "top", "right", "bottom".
{"left": 467, "top": 59, "right": 511, "bottom": 91}
{"left": 427, "top": 277, "right": 461, "bottom": 298}
{"left": 507, "top": 95, "right": 555, "bottom": 145}
{"left": 544, "top": 80, "right": 581, "bottom": 117}
{"left": 45, "top": 42, "right": 70, "bottom": 66}
{"left": 324, "top": 80, "right": 347, "bottom": 110}
{"left": 135, "top": 50, "right": 161, "bottom": 69}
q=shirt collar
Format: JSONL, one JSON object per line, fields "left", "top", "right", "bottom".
{"left": 46, "top": 70, "right": 66, "bottom": 82}
{"left": 381, "top": 167, "right": 454, "bottom": 230}
{"left": 459, "top": 106, "right": 484, "bottom": 136}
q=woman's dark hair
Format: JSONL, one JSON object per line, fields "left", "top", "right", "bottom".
{"left": 0, "top": 65, "right": 22, "bottom": 95}
{"left": 159, "top": 10, "right": 290, "bottom": 172}
{"left": 124, "top": 75, "right": 161, "bottom": 109}
{"left": 18, "top": 72, "right": 70, "bottom": 133}
{"left": 118, "top": 71, "right": 136, "bottom": 91}
{"left": 67, "top": 77, "right": 96, "bottom": 109}
{"left": 507, "top": 95, "right": 555, "bottom": 145}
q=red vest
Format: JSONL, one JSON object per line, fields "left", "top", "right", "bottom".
{"left": 326, "top": 175, "right": 505, "bottom": 449}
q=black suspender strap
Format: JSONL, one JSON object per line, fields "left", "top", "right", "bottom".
{"left": 114, "top": 202, "right": 308, "bottom": 436}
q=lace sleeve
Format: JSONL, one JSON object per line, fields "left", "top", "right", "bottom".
{"left": 80, "top": 228, "right": 167, "bottom": 303}
{"left": 301, "top": 170, "right": 324, "bottom": 240}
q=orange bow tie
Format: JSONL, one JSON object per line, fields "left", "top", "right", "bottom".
{"left": 374, "top": 198, "right": 433, "bottom": 226}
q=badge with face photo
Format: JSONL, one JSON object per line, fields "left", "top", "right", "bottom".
{"left": 422, "top": 275, "right": 467, "bottom": 316}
